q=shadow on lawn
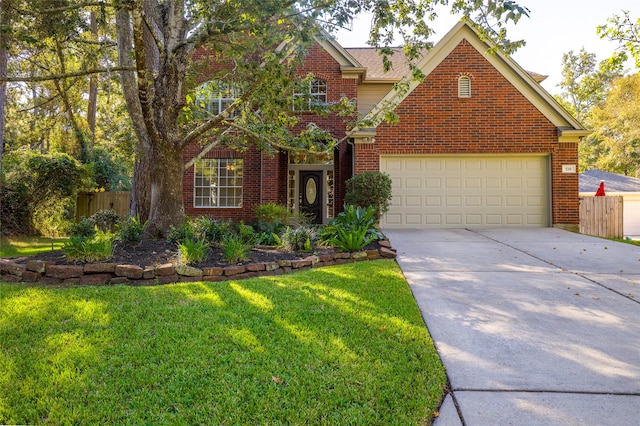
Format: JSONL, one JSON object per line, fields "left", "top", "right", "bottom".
{"left": 0, "top": 260, "right": 446, "bottom": 425}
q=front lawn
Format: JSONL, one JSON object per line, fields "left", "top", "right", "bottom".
{"left": 0, "top": 236, "right": 67, "bottom": 258}
{"left": 0, "top": 260, "right": 446, "bottom": 425}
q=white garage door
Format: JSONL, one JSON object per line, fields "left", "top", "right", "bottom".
{"left": 381, "top": 155, "right": 549, "bottom": 228}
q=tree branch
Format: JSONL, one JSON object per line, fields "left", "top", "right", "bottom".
{"left": 1, "top": 66, "right": 136, "bottom": 82}
{"left": 36, "top": 2, "right": 114, "bottom": 14}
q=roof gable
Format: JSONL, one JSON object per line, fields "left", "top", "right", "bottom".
{"left": 313, "top": 30, "right": 365, "bottom": 79}
{"left": 358, "top": 20, "right": 586, "bottom": 133}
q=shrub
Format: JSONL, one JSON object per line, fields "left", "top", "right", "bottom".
{"left": 1, "top": 150, "right": 84, "bottom": 236}
{"left": 320, "top": 205, "right": 383, "bottom": 252}
{"left": 91, "top": 209, "right": 120, "bottom": 232}
{"left": 324, "top": 226, "right": 371, "bottom": 252}
{"left": 254, "top": 203, "right": 291, "bottom": 225}
{"left": 344, "top": 171, "right": 392, "bottom": 222}
{"left": 255, "top": 220, "right": 286, "bottom": 246}
{"left": 221, "top": 235, "right": 250, "bottom": 263}
{"left": 190, "top": 216, "right": 234, "bottom": 244}
{"left": 68, "top": 217, "right": 97, "bottom": 239}
{"left": 63, "top": 230, "right": 115, "bottom": 262}
{"left": 280, "top": 225, "right": 318, "bottom": 252}
{"left": 178, "top": 238, "right": 209, "bottom": 265}
{"left": 234, "top": 221, "right": 257, "bottom": 245}
{"left": 167, "top": 220, "right": 193, "bottom": 245}
{"left": 117, "top": 215, "right": 147, "bottom": 244}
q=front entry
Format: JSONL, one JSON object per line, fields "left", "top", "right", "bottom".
{"left": 299, "top": 170, "right": 323, "bottom": 224}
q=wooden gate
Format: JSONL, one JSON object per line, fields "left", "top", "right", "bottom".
{"left": 579, "top": 196, "right": 623, "bottom": 238}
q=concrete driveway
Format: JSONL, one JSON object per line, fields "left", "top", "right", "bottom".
{"left": 383, "top": 228, "right": 640, "bottom": 426}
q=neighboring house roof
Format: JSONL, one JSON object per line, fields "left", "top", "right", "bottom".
{"left": 354, "top": 20, "right": 588, "bottom": 138}
{"left": 579, "top": 170, "right": 640, "bottom": 193}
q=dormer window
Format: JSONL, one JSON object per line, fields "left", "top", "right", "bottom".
{"left": 458, "top": 75, "right": 471, "bottom": 98}
{"left": 196, "top": 80, "right": 238, "bottom": 118}
{"left": 294, "top": 78, "right": 327, "bottom": 111}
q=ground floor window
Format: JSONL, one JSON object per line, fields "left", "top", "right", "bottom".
{"left": 194, "top": 159, "right": 243, "bottom": 208}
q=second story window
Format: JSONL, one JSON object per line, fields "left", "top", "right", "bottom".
{"left": 294, "top": 78, "right": 327, "bottom": 111}
{"left": 196, "top": 80, "right": 238, "bottom": 118}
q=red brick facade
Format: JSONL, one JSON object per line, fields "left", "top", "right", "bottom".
{"left": 182, "top": 44, "right": 357, "bottom": 223}
{"left": 183, "top": 33, "right": 581, "bottom": 227}
{"left": 355, "top": 40, "right": 579, "bottom": 225}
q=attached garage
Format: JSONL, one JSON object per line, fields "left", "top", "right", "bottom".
{"left": 381, "top": 155, "right": 550, "bottom": 228}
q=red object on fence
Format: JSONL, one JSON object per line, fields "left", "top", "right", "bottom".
{"left": 595, "top": 181, "right": 606, "bottom": 196}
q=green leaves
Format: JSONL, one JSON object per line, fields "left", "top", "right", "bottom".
{"left": 598, "top": 11, "right": 640, "bottom": 68}
{"left": 320, "top": 205, "right": 383, "bottom": 252}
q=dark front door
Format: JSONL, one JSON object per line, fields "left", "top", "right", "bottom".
{"left": 299, "top": 171, "right": 323, "bottom": 224}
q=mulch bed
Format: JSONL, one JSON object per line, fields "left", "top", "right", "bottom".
{"left": 12, "top": 239, "right": 381, "bottom": 269}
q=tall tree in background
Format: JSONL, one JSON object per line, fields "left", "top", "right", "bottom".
{"left": 557, "top": 48, "right": 626, "bottom": 123}
{"left": 4, "top": 0, "right": 530, "bottom": 236}
{"left": 585, "top": 74, "right": 640, "bottom": 176}
{"left": 599, "top": 11, "right": 640, "bottom": 68}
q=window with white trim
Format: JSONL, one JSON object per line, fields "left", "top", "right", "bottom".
{"left": 293, "top": 78, "right": 327, "bottom": 111}
{"left": 196, "top": 80, "right": 238, "bottom": 118}
{"left": 458, "top": 75, "right": 471, "bottom": 98}
{"left": 194, "top": 159, "right": 243, "bottom": 208}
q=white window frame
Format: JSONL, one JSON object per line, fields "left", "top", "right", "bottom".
{"left": 194, "top": 159, "right": 243, "bottom": 208}
{"left": 196, "top": 80, "right": 238, "bottom": 118}
{"left": 294, "top": 78, "right": 327, "bottom": 111}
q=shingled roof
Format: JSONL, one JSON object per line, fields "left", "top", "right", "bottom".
{"left": 579, "top": 170, "right": 640, "bottom": 193}
{"left": 344, "top": 46, "right": 547, "bottom": 83}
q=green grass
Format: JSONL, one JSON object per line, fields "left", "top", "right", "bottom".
{"left": 0, "top": 236, "right": 68, "bottom": 258}
{"left": 0, "top": 260, "right": 446, "bottom": 425}
{"left": 610, "top": 237, "right": 640, "bottom": 246}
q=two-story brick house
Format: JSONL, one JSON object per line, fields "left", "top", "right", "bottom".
{"left": 182, "top": 21, "right": 588, "bottom": 229}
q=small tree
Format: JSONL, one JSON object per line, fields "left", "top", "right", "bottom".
{"left": 1, "top": 150, "right": 84, "bottom": 235}
{"left": 344, "top": 171, "right": 392, "bottom": 222}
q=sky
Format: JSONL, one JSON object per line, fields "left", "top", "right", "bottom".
{"left": 334, "top": 0, "right": 638, "bottom": 95}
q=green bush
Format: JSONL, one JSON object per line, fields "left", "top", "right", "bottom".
{"left": 1, "top": 150, "right": 84, "bottom": 236}
{"left": 91, "top": 210, "right": 120, "bottom": 232}
{"left": 68, "top": 217, "right": 97, "bottom": 239}
{"left": 234, "top": 221, "right": 257, "bottom": 245}
{"left": 344, "top": 171, "right": 392, "bottom": 222}
{"left": 221, "top": 235, "right": 250, "bottom": 263}
{"left": 320, "top": 205, "right": 383, "bottom": 252}
{"left": 167, "top": 220, "right": 193, "bottom": 245}
{"left": 116, "top": 215, "right": 147, "bottom": 244}
{"left": 190, "top": 216, "right": 234, "bottom": 244}
{"left": 280, "top": 225, "right": 318, "bottom": 252}
{"left": 255, "top": 220, "right": 286, "bottom": 246}
{"left": 178, "top": 238, "right": 209, "bottom": 265}
{"left": 254, "top": 203, "right": 291, "bottom": 225}
{"left": 63, "top": 230, "right": 115, "bottom": 262}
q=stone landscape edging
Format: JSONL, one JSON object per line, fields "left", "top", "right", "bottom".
{"left": 0, "top": 242, "right": 397, "bottom": 286}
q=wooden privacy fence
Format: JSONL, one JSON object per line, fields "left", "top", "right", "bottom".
{"left": 579, "top": 196, "right": 623, "bottom": 239}
{"left": 76, "top": 192, "right": 131, "bottom": 221}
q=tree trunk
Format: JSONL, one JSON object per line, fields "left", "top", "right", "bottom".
{"left": 146, "top": 143, "right": 184, "bottom": 237}
{"left": 86, "top": 11, "right": 98, "bottom": 148}
{"left": 0, "top": 0, "right": 8, "bottom": 173}
{"left": 0, "top": 0, "right": 8, "bottom": 234}
{"left": 116, "top": 8, "right": 151, "bottom": 221}
{"left": 129, "top": 152, "right": 151, "bottom": 223}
